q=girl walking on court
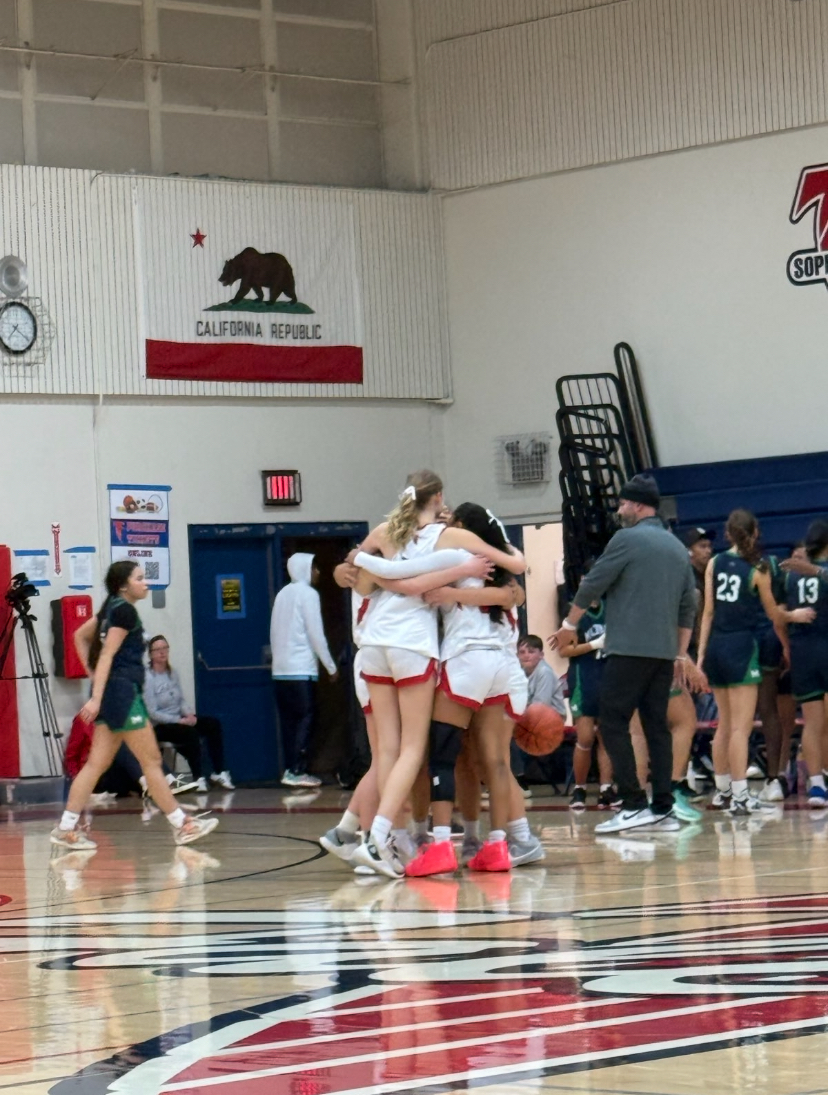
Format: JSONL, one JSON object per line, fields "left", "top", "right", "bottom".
{"left": 51, "top": 561, "right": 218, "bottom": 849}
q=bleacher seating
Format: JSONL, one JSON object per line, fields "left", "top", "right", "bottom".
{"left": 654, "top": 450, "right": 828, "bottom": 554}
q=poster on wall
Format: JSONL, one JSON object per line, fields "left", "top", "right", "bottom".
{"left": 108, "top": 484, "right": 171, "bottom": 589}
{"left": 138, "top": 183, "right": 363, "bottom": 386}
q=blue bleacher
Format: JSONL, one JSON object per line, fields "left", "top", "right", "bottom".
{"left": 650, "top": 451, "right": 828, "bottom": 554}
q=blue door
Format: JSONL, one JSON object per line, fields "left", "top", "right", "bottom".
{"left": 189, "top": 521, "right": 368, "bottom": 784}
{"left": 189, "top": 528, "right": 278, "bottom": 782}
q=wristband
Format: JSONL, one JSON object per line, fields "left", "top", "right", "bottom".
{"left": 561, "top": 619, "right": 577, "bottom": 631}
{"left": 675, "top": 655, "right": 688, "bottom": 662}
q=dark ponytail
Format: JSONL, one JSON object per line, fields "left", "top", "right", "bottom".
{"left": 805, "top": 520, "right": 828, "bottom": 562}
{"left": 88, "top": 561, "right": 139, "bottom": 670}
{"left": 451, "top": 502, "right": 512, "bottom": 624}
{"left": 725, "top": 509, "right": 767, "bottom": 571}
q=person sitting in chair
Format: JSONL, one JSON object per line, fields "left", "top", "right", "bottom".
{"left": 145, "top": 635, "right": 234, "bottom": 792}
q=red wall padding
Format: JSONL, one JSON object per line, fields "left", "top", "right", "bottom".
{"left": 0, "top": 546, "right": 20, "bottom": 778}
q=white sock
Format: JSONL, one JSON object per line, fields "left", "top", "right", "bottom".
{"left": 810, "top": 774, "right": 827, "bottom": 791}
{"left": 464, "top": 818, "right": 479, "bottom": 839}
{"left": 166, "top": 807, "right": 186, "bottom": 829}
{"left": 507, "top": 818, "right": 531, "bottom": 842}
{"left": 414, "top": 818, "right": 429, "bottom": 837}
{"left": 731, "top": 779, "right": 748, "bottom": 801}
{"left": 600, "top": 783, "right": 612, "bottom": 792}
{"left": 59, "top": 810, "right": 80, "bottom": 832}
{"left": 139, "top": 775, "right": 148, "bottom": 792}
{"left": 337, "top": 809, "right": 360, "bottom": 836}
{"left": 165, "top": 773, "right": 175, "bottom": 786}
{"left": 433, "top": 825, "right": 452, "bottom": 844}
{"left": 489, "top": 829, "right": 506, "bottom": 843}
{"left": 714, "top": 774, "right": 732, "bottom": 794}
{"left": 371, "top": 815, "right": 392, "bottom": 846}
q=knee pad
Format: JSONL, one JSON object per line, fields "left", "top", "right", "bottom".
{"left": 429, "top": 720, "right": 463, "bottom": 803}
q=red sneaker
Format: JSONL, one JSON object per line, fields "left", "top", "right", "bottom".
{"left": 404, "top": 839, "right": 458, "bottom": 877}
{"left": 467, "top": 839, "right": 511, "bottom": 872}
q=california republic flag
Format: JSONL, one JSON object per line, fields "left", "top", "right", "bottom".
{"left": 139, "top": 180, "right": 363, "bottom": 384}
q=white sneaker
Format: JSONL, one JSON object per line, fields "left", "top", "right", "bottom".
{"left": 168, "top": 776, "right": 200, "bottom": 795}
{"left": 729, "top": 794, "right": 766, "bottom": 815}
{"left": 595, "top": 806, "right": 660, "bottom": 834}
{"left": 647, "top": 811, "right": 681, "bottom": 831}
{"left": 194, "top": 777, "right": 209, "bottom": 793}
{"left": 711, "top": 790, "right": 732, "bottom": 809}
{"left": 758, "top": 778, "right": 784, "bottom": 803}
{"left": 746, "top": 764, "right": 764, "bottom": 779}
{"left": 50, "top": 826, "right": 97, "bottom": 850}
{"left": 350, "top": 836, "right": 404, "bottom": 879}
{"left": 174, "top": 814, "right": 219, "bottom": 845}
{"left": 210, "top": 771, "right": 235, "bottom": 791}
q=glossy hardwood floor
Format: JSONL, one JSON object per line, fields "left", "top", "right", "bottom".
{"left": 2, "top": 785, "right": 828, "bottom": 1095}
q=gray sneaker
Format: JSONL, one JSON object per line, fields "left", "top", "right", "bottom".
{"left": 320, "top": 826, "right": 360, "bottom": 861}
{"left": 460, "top": 834, "right": 483, "bottom": 865}
{"left": 508, "top": 834, "right": 545, "bottom": 866}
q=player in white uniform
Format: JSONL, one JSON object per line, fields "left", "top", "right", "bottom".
{"left": 320, "top": 550, "right": 485, "bottom": 866}
{"left": 360, "top": 502, "right": 531, "bottom": 875}
{"left": 349, "top": 471, "right": 527, "bottom": 878}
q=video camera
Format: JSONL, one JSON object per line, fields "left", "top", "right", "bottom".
{"left": 5, "top": 572, "right": 39, "bottom": 614}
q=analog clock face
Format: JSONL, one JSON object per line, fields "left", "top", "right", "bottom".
{"left": 0, "top": 301, "right": 37, "bottom": 354}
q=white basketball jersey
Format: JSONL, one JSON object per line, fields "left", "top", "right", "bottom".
{"left": 358, "top": 523, "right": 443, "bottom": 659}
{"left": 439, "top": 551, "right": 504, "bottom": 662}
{"left": 351, "top": 590, "right": 376, "bottom": 649}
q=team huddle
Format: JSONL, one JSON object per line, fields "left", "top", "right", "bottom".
{"left": 320, "top": 470, "right": 542, "bottom": 877}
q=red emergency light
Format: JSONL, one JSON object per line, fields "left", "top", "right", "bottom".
{"left": 262, "top": 470, "right": 302, "bottom": 507}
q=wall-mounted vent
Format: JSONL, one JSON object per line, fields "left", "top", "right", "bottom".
{"left": 496, "top": 433, "right": 552, "bottom": 486}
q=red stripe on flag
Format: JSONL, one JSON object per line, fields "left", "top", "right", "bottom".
{"left": 146, "top": 340, "right": 363, "bottom": 384}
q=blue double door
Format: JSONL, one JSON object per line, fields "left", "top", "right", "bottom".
{"left": 188, "top": 522, "right": 367, "bottom": 783}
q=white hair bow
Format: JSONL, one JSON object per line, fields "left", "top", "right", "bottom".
{"left": 486, "top": 508, "right": 509, "bottom": 543}
{"left": 400, "top": 485, "right": 417, "bottom": 502}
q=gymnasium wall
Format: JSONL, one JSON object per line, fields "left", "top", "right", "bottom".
{"left": 439, "top": 122, "right": 828, "bottom": 520}
{"left": 0, "top": 162, "right": 448, "bottom": 775}
{"left": 0, "top": 397, "right": 442, "bottom": 775}
{"left": 414, "top": 0, "right": 828, "bottom": 190}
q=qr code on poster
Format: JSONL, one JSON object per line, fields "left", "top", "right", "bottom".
{"left": 144, "top": 562, "right": 160, "bottom": 581}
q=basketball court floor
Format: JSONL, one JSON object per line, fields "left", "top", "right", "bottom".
{"left": 3, "top": 786, "right": 828, "bottom": 1095}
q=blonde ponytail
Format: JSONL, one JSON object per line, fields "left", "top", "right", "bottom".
{"left": 385, "top": 469, "right": 443, "bottom": 551}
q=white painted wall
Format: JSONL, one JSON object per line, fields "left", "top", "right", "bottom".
{"left": 440, "top": 123, "right": 828, "bottom": 517}
{"left": 0, "top": 397, "right": 439, "bottom": 774}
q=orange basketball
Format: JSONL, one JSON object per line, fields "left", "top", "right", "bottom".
{"left": 513, "top": 703, "right": 565, "bottom": 756}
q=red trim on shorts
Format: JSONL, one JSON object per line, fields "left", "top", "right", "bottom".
{"left": 396, "top": 658, "right": 438, "bottom": 688}
{"left": 361, "top": 672, "right": 395, "bottom": 686}
{"left": 438, "top": 665, "right": 483, "bottom": 711}
{"left": 484, "top": 693, "right": 521, "bottom": 722}
{"left": 361, "top": 659, "right": 437, "bottom": 689}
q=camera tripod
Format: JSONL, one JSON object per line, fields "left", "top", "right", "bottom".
{"left": 0, "top": 602, "right": 63, "bottom": 777}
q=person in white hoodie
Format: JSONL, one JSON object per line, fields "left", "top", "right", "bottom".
{"left": 270, "top": 553, "right": 338, "bottom": 788}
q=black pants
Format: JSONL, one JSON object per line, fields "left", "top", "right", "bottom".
{"left": 599, "top": 655, "right": 674, "bottom": 813}
{"left": 273, "top": 679, "right": 315, "bottom": 774}
{"left": 153, "top": 716, "right": 225, "bottom": 780}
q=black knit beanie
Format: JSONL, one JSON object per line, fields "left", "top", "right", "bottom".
{"left": 619, "top": 474, "right": 660, "bottom": 508}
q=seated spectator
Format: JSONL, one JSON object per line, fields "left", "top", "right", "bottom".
{"left": 145, "top": 635, "right": 234, "bottom": 792}
{"left": 518, "top": 634, "right": 567, "bottom": 712}
{"left": 64, "top": 713, "right": 197, "bottom": 799}
{"left": 511, "top": 633, "right": 567, "bottom": 795}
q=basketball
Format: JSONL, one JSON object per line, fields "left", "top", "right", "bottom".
{"left": 513, "top": 703, "right": 566, "bottom": 756}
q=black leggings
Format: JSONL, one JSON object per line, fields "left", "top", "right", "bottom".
{"left": 153, "top": 716, "right": 225, "bottom": 780}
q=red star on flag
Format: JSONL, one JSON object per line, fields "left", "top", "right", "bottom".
{"left": 190, "top": 228, "right": 206, "bottom": 248}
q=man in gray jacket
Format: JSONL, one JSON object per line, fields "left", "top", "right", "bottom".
{"left": 550, "top": 475, "right": 696, "bottom": 833}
